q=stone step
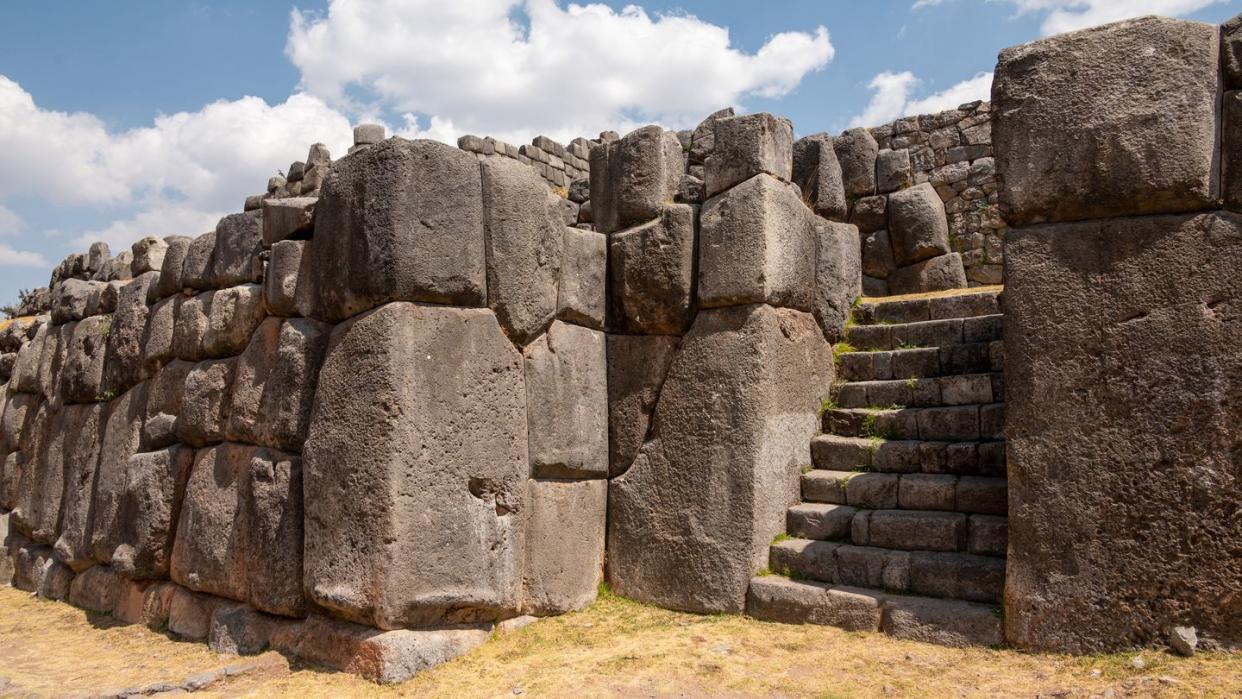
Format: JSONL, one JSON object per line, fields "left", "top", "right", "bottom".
{"left": 746, "top": 576, "right": 1003, "bottom": 647}
{"left": 852, "top": 290, "right": 1001, "bottom": 326}
{"left": 810, "top": 434, "right": 1005, "bottom": 477}
{"left": 768, "top": 538, "right": 1005, "bottom": 604}
{"left": 837, "top": 342, "right": 1002, "bottom": 382}
{"left": 833, "top": 373, "right": 1003, "bottom": 409}
{"left": 787, "top": 504, "right": 1007, "bottom": 557}
{"left": 821, "top": 404, "right": 1005, "bottom": 442}
{"left": 846, "top": 314, "right": 1003, "bottom": 352}
{"left": 800, "top": 470, "right": 1008, "bottom": 515}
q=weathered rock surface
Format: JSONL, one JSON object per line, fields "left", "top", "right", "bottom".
{"left": 309, "top": 139, "right": 486, "bottom": 322}
{"left": 52, "top": 403, "right": 106, "bottom": 571}
{"left": 293, "top": 614, "right": 491, "bottom": 684}
{"left": 203, "top": 284, "right": 265, "bottom": 358}
{"left": 172, "top": 292, "right": 212, "bottom": 362}
{"left": 524, "top": 321, "right": 607, "bottom": 479}
{"left": 1005, "top": 211, "right": 1242, "bottom": 652}
{"left": 888, "top": 253, "right": 968, "bottom": 295}
{"left": 834, "top": 128, "right": 879, "bottom": 197}
{"left": 112, "top": 446, "right": 196, "bottom": 579}
{"left": 699, "top": 174, "right": 815, "bottom": 311}
{"left": 813, "top": 220, "right": 863, "bottom": 343}
{"left": 792, "top": 133, "right": 847, "bottom": 220}
{"left": 142, "top": 359, "right": 193, "bottom": 450}
{"left": 262, "top": 240, "right": 305, "bottom": 317}
{"left": 142, "top": 295, "right": 181, "bottom": 372}
{"left": 59, "top": 317, "right": 109, "bottom": 404}
{"left": 245, "top": 448, "right": 305, "bottom": 616}
{"left": 103, "top": 272, "right": 159, "bottom": 395}
{"left": 609, "top": 304, "right": 833, "bottom": 613}
{"left": 609, "top": 204, "right": 697, "bottom": 334}
{"left": 556, "top": 227, "right": 606, "bottom": 330}
{"left": 12, "top": 403, "right": 65, "bottom": 544}
{"left": 177, "top": 358, "right": 236, "bottom": 448}
{"left": 131, "top": 236, "right": 168, "bottom": 276}
{"left": 228, "top": 317, "right": 330, "bottom": 452}
{"left": 861, "top": 229, "right": 898, "bottom": 280}
{"left": 209, "top": 213, "right": 263, "bottom": 288}
{"left": 606, "top": 334, "right": 680, "bottom": 478}
{"left": 180, "top": 233, "right": 217, "bottom": 291}
{"left": 522, "top": 479, "right": 607, "bottom": 615}
{"left": 171, "top": 443, "right": 250, "bottom": 601}
{"left": 303, "top": 303, "right": 528, "bottom": 629}
{"left": 262, "top": 197, "right": 316, "bottom": 247}
{"left": 90, "top": 383, "right": 149, "bottom": 563}
{"left": 888, "top": 183, "right": 951, "bottom": 267}
{"left": 705, "top": 113, "right": 794, "bottom": 197}
{"left": 590, "top": 126, "right": 685, "bottom": 233}
{"left": 153, "top": 235, "right": 193, "bottom": 300}
{"left": 993, "top": 16, "right": 1221, "bottom": 224}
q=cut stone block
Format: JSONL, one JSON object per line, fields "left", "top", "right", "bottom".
{"left": 523, "top": 321, "right": 607, "bottom": 479}
{"left": 263, "top": 240, "right": 306, "bottom": 317}
{"left": 67, "top": 564, "right": 123, "bottom": 613}
{"left": 882, "top": 595, "right": 1003, "bottom": 647}
{"left": 180, "top": 232, "right": 216, "bottom": 291}
{"left": 90, "top": 382, "right": 148, "bottom": 564}
{"left": 176, "top": 358, "right": 237, "bottom": 448}
{"left": 861, "top": 229, "right": 897, "bottom": 280}
{"left": 142, "top": 359, "right": 193, "bottom": 450}
{"left": 142, "top": 295, "right": 180, "bottom": 372}
{"left": 112, "top": 446, "right": 196, "bottom": 580}
{"left": 262, "top": 197, "right": 316, "bottom": 247}
{"left": 834, "top": 127, "right": 879, "bottom": 197}
{"left": 51, "top": 403, "right": 107, "bottom": 571}
{"left": 747, "top": 577, "right": 883, "bottom": 631}
{"left": 522, "top": 479, "right": 606, "bottom": 615}
{"left": 888, "top": 183, "right": 951, "bottom": 267}
{"left": 153, "top": 235, "right": 193, "bottom": 300}
{"left": 293, "top": 614, "right": 491, "bottom": 684}
{"left": 705, "top": 113, "right": 794, "bottom": 197}
{"left": 556, "top": 227, "right": 606, "bottom": 330}
{"left": 228, "top": 317, "right": 330, "bottom": 453}
{"left": 102, "top": 272, "right": 159, "bottom": 395}
{"left": 589, "top": 125, "right": 686, "bottom": 233}
{"left": 606, "top": 334, "right": 680, "bottom": 477}
{"left": 171, "top": 443, "right": 250, "bottom": 601}
{"left": 172, "top": 291, "right": 212, "bottom": 362}
{"left": 203, "top": 284, "right": 265, "bottom": 358}
{"left": 209, "top": 212, "right": 263, "bottom": 288}
{"left": 813, "top": 220, "right": 862, "bottom": 343}
{"left": 608, "top": 204, "right": 696, "bottom": 334}
{"left": 59, "top": 317, "right": 109, "bottom": 404}
{"left": 887, "top": 253, "right": 967, "bottom": 295}
{"left": 131, "top": 236, "right": 168, "bottom": 276}
{"left": 792, "top": 133, "right": 847, "bottom": 220}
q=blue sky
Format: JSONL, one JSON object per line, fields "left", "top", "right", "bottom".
{"left": 0, "top": 0, "right": 1238, "bottom": 307}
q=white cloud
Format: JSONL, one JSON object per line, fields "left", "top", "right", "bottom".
{"left": 0, "top": 205, "right": 21, "bottom": 236}
{"left": 911, "top": 0, "right": 948, "bottom": 9}
{"left": 849, "top": 71, "right": 991, "bottom": 128}
{"left": 0, "top": 244, "right": 47, "bottom": 268}
{"left": 287, "top": 0, "right": 834, "bottom": 143}
{"left": 1000, "top": 0, "right": 1225, "bottom": 35}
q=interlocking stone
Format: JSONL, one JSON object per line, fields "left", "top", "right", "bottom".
{"left": 609, "top": 204, "right": 696, "bottom": 334}
{"left": 523, "top": 321, "right": 607, "bottom": 479}
{"left": 705, "top": 113, "right": 794, "bottom": 197}
{"left": 112, "top": 446, "right": 197, "bottom": 580}
{"left": 262, "top": 197, "right": 316, "bottom": 247}
{"left": 522, "top": 479, "right": 607, "bottom": 615}
{"left": 888, "top": 183, "right": 951, "bottom": 267}
{"left": 556, "top": 227, "right": 606, "bottom": 330}
{"left": 590, "top": 125, "right": 685, "bottom": 233}
{"left": 834, "top": 127, "right": 879, "bottom": 197}
{"left": 793, "top": 133, "right": 847, "bottom": 220}
{"left": 228, "top": 317, "right": 331, "bottom": 453}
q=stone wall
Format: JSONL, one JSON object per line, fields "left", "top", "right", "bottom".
{"left": 458, "top": 133, "right": 594, "bottom": 189}
{"left": 997, "top": 15, "right": 1241, "bottom": 653}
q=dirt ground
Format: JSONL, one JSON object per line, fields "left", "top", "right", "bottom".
{"left": 0, "top": 585, "right": 1238, "bottom": 698}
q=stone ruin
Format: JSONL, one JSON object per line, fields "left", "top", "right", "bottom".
{"left": 0, "top": 12, "right": 1239, "bottom": 682}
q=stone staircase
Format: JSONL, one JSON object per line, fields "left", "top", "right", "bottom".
{"left": 746, "top": 288, "right": 1007, "bottom": 647}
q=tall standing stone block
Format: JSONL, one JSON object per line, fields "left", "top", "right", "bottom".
{"left": 303, "top": 303, "right": 529, "bottom": 629}
{"left": 813, "top": 220, "right": 862, "bottom": 343}
{"left": 177, "top": 358, "right": 237, "bottom": 448}
{"left": 12, "top": 404, "right": 65, "bottom": 544}
{"left": 90, "top": 382, "right": 148, "bottom": 564}
{"left": 699, "top": 174, "right": 816, "bottom": 311}
{"left": 209, "top": 213, "right": 263, "bottom": 288}
{"left": 522, "top": 479, "right": 607, "bottom": 615}
{"left": 556, "top": 227, "right": 606, "bottom": 330}
{"left": 606, "top": 334, "right": 680, "bottom": 477}
{"left": 52, "top": 403, "right": 106, "bottom": 571}
{"left": 172, "top": 292, "right": 212, "bottom": 362}
{"left": 993, "top": 16, "right": 1221, "bottom": 225}
{"left": 609, "top": 204, "right": 697, "bottom": 334}
{"left": 590, "top": 126, "right": 686, "bottom": 234}
{"left": 481, "top": 158, "right": 562, "bottom": 345}
{"left": 113, "top": 445, "right": 196, "bottom": 579}
{"left": 245, "top": 448, "right": 305, "bottom": 617}
{"left": 523, "top": 321, "right": 607, "bottom": 479}
{"left": 153, "top": 235, "right": 193, "bottom": 300}
{"left": 1004, "top": 212, "right": 1242, "bottom": 652}
{"left": 888, "top": 182, "right": 952, "bottom": 268}
{"left": 309, "top": 139, "right": 486, "bottom": 323}
{"left": 171, "top": 443, "right": 250, "bottom": 601}
{"left": 793, "top": 134, "right": 848, "bottom": 221}
{"left": 834, "top": 128, "right": 879, "bottom": 197}
{"left": 102, "top": 272, "right": 159, "bottom": 395}
{"left": 59, "top": 317, "right": 109, "bottom": 404}
{"left": 609, "top": 304, "right": 833, "bottom": 613}
{"left": 228, "top": 317, "right": 330, "bottom": 453}
{"left": 705, "top": 113, "right": 794, "bottom": 197}
{"left": 203, "top": 284, "right": 265, "bottom": 358}
{"left": 263, "top": 240, "right": 306, "bottom": 318}
{"left": 141, "top": 295, "right": 181, "bottom": 374}
{"left": 143, "top": 359, "right": 193, "bottom": 450}
{"left": 180, "top": 233, "right": 217, "bottom": 292}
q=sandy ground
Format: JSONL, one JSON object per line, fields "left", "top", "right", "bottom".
{"left": 0, "top": 585, "right": 1239, "bottom": 698}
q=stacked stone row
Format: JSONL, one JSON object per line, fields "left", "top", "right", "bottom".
{"left": 0, "top": 128, "right": 613, "bottom": 681}
{"left": 596, "top": 111, "right": 861, "bottom": 615}
{"left": 458, "top": 132, "right": 593, "bottom": 188}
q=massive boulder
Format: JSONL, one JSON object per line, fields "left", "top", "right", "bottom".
{"left": 177, "top": 358, "right": 236, "bottom": 448}
{"left": 888, "top": 253, "right": 968, "bottom": 295}
{"left": 203, "top": 284, "right": 265, "bottom": 358}
{"left": 112, "top": 445, "right": 196, "bottom": 579}
{"left": 262, "top": 240, "right": 306, "bottom": 318}
{"left": 51, "top": 403, "right": 106, "bottom": 571}
{"left": 153, "top": 235, "right": 193, "bottom": 300}
{"left": 102, "top": 272, "right": 159, "bottom": 395}
{"left": 698, "top": 174, "right": 816, "bottom": 311}
{"left": 11, "top": 404, "right": 65, "bottom": 544}
{"left": 556, "top": 227, "right": 606, "bottom": 330}
{"left": 608, "top": 204, "right": 697, "bottom": 334}
{"left": 303, "top": 303, "right": 528, "bottom": 629}
{"left": 523, "top": 321, "right": 607, "bottom": 479}
{"left": 590, "top": 125, "right": 686, "bottom": 234}
{"left": 171, "top": 443, "right": 250, "bottom": 601}
{"left": 209, "top": 213, "right": 263, "bottom": 288}
{"left": 992, "top": 16, "right": 1220, "bottom": 224}
{"left": 834, "top": 128, "right": 879, "bottom": 197}
{"left": 90, "top": 382, "right": 149, "bottom": 563}
{"left": 608, "top": 304, "right": 833, "bottom": 613}
{"left": 308, "top": 139, "right": 487, "bottom": 322}
{"left": 1005, "top": 211, "right": 1242, "bottom": 652}
{"left": 142, "top": 359, "right": 193, "bottom": 451}
{"left": 59, "top": 317, "right": 109, "bottom": 404}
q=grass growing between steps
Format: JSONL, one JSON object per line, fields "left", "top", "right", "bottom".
{"left": 1, "top": 584, "right": 1240, "bottom": 698}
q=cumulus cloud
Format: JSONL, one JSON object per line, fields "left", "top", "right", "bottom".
{"left": 0, "top": 244, "right": 47, "bottom": 268}
{"left": 850, "top": 71, "right": 992, "bottom": 128}
{"left": 287, "top": 0, "right": 834, "bottom": 143}
{"left": 0, "top": 205, "right": 21, "bottom": 236}
{"left": 928, "top": 0, "right": 1228, "bottom": 35}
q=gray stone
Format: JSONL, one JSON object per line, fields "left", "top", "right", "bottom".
{"left": 180, "top": 232, "right": 217, "bottom": 291}
{"left": 173, "top": 291, "right": 214, "bottom": 362}
{"left": 481, "top": 158, "right": 562, "bottom": 345}
{"left": 556, "top": 227, "right": 606, "bottom": 330}
{"left": 142, "top": 359, "right": 193, "bottom": 450}
{"left": 887, "top": 253, "right": 967, "bottom": 295}
{"left": 992, "top": 16, "right": 1221, "bottom": 224}
{"left": 262, "top": 197, "right": 316, "bottom": 247}
{"left": 606, "top": 334, "right": 680, "bottom": 478}
{"left": 609, "top": 204, "right": 696, "bottom": 334}
{"left": 168, "top": 586, "right": 233, "bottom": 641}
{"left": 792, "top": 133, "right": 847, "bottom": 220}
{"left": 813, "top": 220, "right": 862, "bottom": 344}
{"left": 689, "top": 107, "right": 734, "bottom": 163}
{"left": 877, "top": 148, "right": 913, "bottom": 194}
{"left": 705, "top": 113, "right": 794, "bottom": 197}
{"left": 1223, "top": 91, "right": 1242, "bottom": 211}
{"left": 699, "top": 174, "right": 816, "bottom": 311}
{"left": 87, "top": 242, "right": 111, "bottom": 278}
{"left": 228, "top": 317, "right": 330, "bottom": 452}
{"left": 522, "top": 479, "right": 607, "bottom": 615}
{"left": 11, "top": 403, "right": 65, "bottom": 543}
{"left": 131, "top": 236, "right": 168, "bottom": 276}
{"left": 303, "top": 303, "right": 528, "bottom": 629}
{"left": 308, "top": 138, "right": 487, "bottom": 322}
{"left": 203, "top": 284, "right": 265, "bottom": 358}
{"left": 354, "top": 123, "right": 385, "bottom": 145}
{"left": 59, "top": 317, "right": 109, "bottom": 403}
{"left": 861, "top": 229, "right": 898, "bottom": 280}
{"left": 51, "top": 403, "right": 106, "bottom": 571}
{"left": 1004, "top": 211, "right": 1242, "bottom": 652}
{"left": 263, "top": 240, "right": 306, "bottom": 318}
{"left": 171, "top": 443, "right": 250, "bottom": 601}
{"left": 888, "top": 183, "right": 951, "bottom": 267}
{"left": 153, "top": 236, "right": 193, "bottom": 300}
{"left": 209, "top": 213, "right": 263, "bottom": 288}
{"left": 834, "top": 128, "right": 878, "bottom": 197}
{"left": 590, "top": 125, "right": 686, "bottom": 233}
{"left": 111, "top": 446, "right": 196, "bottom": 579}
{"left": 141, "top": 295, "right": 180, "bottom": 373}
{"left": 245, "top": 448, "right": 305, "bottom": 616}
{"left": 523, "top": 321, "right": 607, "bottom": 479}
{"left": 1169, "top": 626, "right": 1198, "bottom": 656}
{"left": 293, "top": 614, "right": 490, "bottom": 684}
{"left": 747, "top": 577, "right": 883, "bottom": 631}
{"left": 882, "top": 595, "right": 1003, "bottom": 647}
{"left": 90, "top": 382, "right": 149, "bottom": 563}
{"left": 102, "top": 272, "right": 159, "bottom": 395}
{"left": 849, "top": 195, "right": 887, "bottom": 235}
{"left": 608, "top": 304, "right": 833, "bottom": 613}
{"left": 176, "top": 358, "right": 236, "bottom": 448}
{"left": 51, "top": 278, "right": 102, "bottom": 325}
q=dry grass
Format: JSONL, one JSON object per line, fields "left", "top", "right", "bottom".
{"left": 1, "top": 585, "right": 1239, "bottom": 698}
{"left": 862, "top": 285, "right": 1003, "bottom": 303}
{"left": 0, "top": 315, "right": 33, "bottom": 333}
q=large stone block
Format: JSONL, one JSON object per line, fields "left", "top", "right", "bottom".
{"left": 608, "top": 204, "right": 697, "bottom": 334}
{"left": 262, "top": 197, "right": 315, "bottom": 247}
{"left": 308, "top": 138, "right": 486, "bottom": 322}
{"left": 292, "top": 614, "right": 491, "bottom": 684}
{"left": 590, "top": 125, "right": 686, "bottom": 233}
{"left": 1004, "top": 212, "right": 1242, "bottom": 652}
{"left": 522, "top": 479, "right": 606, "bottom": 615}
{"left": 67, "top": 564, "right": 123, "bottom": 613}
{"left": 556, "top": 227, "right": 606, "bottom": 330}
{"left": 481, "top": 158, "right": 562, "bottom": 345}
{"left": 131, "top": 236, "right": 168, "bottom": 276}
{"left": 203, "top": 284, "right": 265, "bottom": 358}
{"left": 813, "top": 220, "right": 862, "bottom": 344}
{"left": 262, "top": 240, "right": 305, "bottom": 317}
{"left": 209, "top": 212, "right": 263, "bottom": 288}
{"left": 888, "top": 182, "right": 951, "bottom": 267}
{"left": 0, "top": 391, "right": 37, "bottom": 463}
{"left": 792, "top": 133, "right": 847, "bottom": 220}
{"left": 142, "top": 359, "right": 193, "bottom": 450}
{"left": 172, "top": 291, "right": 212, "bottom": 362}
{"left": 303, "top": 303, "right": 528, "bottom": 629}
{"left": 834, "top": 128, "right": 878, "bottom": 197}
{"left": 152, "top": 235, "right": 193, "bottom": 300}
{"left": 59, "top": 317, "right": 109, "bottom": 404}
{"left": 90, "top": 382, "right": 148, "bottom": 563}
{"left": 887, "top": 253, "right": 967, "bottom": 295}
{"left": 112, "top": 446, "right": 196, "bottom": 579}
{"left": 176, "top": 358, "right": 236, "bottom": 448}
{"left": 245, "top": 448, "right": 305, "bottom": 617}
{"left": 171, "top": 443, "right": 249, "bottom": 601}
{"left": 10, "top": 324, "right": 49, "bottom": 395}
{"left": 180, "top": 232, "right": 217, "bottom": 291}
{"left": 11, "top": 403, "right": 64, "bottom": 544}
{"left": 705, "top": 113, "right": 794, "bottom": 197}
{"left": 141, "top": 294, "right": 180, "bottom": 372}
{"left": 52, "top": 403, "right": 106, "bottom": 571}
{"left": 606, "top": 334, "right": 680, "bottom": 478}
{"left": 608, "top": 304, "right": 833, "bottom": 613}
{"left": 993, "top": 16, "right": 1221, "bottom": 224}
{"left": 228, "top": 317, "right": 330, "bottom": 452}
{"left": 51, "top": 278, "right": 104, "bottom": 325}
{"left": 861, "top": 229, "right": 898, "bottom": 280}
{"left": 523, "top": 321, "right": 607, "bottom": 479}
{"left": 699, "top": 174, "right": 816, "bottom": 311}
{"left": 102, "top": 272, "right": 158, "bottom": 395}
